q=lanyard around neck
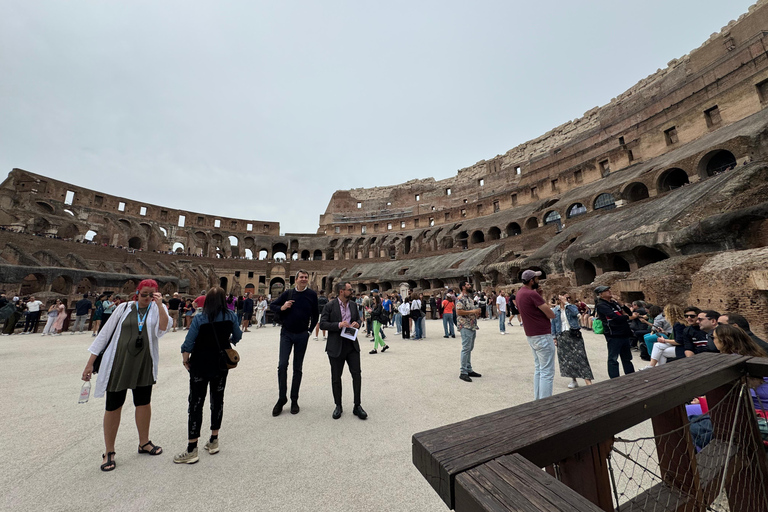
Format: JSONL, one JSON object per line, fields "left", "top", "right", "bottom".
{"left": 137, "top": 304, "right": 150, "bottom": 333}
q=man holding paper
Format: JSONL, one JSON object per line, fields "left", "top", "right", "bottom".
{"left": 319, "top": 281, "right": 367, "bottom": 420}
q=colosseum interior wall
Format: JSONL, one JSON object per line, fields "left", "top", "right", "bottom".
{"left": 1, "top": 1, "right": 768, "bottom": 337}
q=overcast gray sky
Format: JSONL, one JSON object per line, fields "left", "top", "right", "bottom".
{"left": 0, "top": 1, "right": 755, "bottom": 234}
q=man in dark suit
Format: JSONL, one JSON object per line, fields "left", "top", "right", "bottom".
{"left": 319, "top": 281, "right": 367, "bottom": 420}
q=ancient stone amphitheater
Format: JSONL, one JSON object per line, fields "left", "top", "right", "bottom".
{"left": 2, "top": 2, "right": 768, "bottom": 337}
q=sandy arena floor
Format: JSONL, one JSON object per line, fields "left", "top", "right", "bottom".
{"left": 1, "top": 317, "right": 647, "bottom": 511}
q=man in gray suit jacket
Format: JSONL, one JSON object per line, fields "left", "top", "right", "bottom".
{"left": 319, "top": 281, "right": 367, "bottom": 420}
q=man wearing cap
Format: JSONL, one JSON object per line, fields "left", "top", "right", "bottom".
{"left": 516, "top": 270, "right": 556, "bottom": 399}
{"left": 594, "top": 286, "right": 635, "bottom": 379}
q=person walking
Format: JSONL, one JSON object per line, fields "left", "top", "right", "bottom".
{"left": 551, "top": 292, "right": 593, "bottom": 389}
{"left": 456, "top": 281, "right": 482, "bottom": 382}
{"left": 91, "top": 294, "right": 105, "bottom": 336}
{"left": 269, "top": 270, "right": 319, "bottom": 417}
{"left": 72, "top": 294, "right": 93, "bottom": 334}
{"left": 319, "top": 281, "right": 367, "bottom": 420}
{"left": 168, "top": 292, "right": 181, "bottom": 333}
{"left": 496, "top": 291, "right": 507, "bottom": 335}
{"left": 81, "top": 279, "right": 171, "bottom": 472}
{"left": 241, "top": 293, "right": 254, "bottom": 332}
{"left": 442, "top": 293, "right": 455, "bottom": 338}
{"left": 173, "top": 287, "right": 242, "bottom": 464}
{"left": 517, "top": 270, "right": 556, "bottom": 400}
{"left": 369, "top": 295, "right": 390, "bottom": 354}
{"left": 594, "top": 285, "right": 636, "bottom": 379}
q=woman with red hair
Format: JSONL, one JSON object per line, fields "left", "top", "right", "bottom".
{"left": 81, "top": 279, "right": 171, "bottom": 472}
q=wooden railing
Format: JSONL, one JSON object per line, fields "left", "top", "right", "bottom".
{"left": 412, "top": 353, "right": 768, "bottom": 511}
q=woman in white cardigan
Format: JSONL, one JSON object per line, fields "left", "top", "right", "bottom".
{"left": 81, "top": 279, "right": 171, "bottom": 471}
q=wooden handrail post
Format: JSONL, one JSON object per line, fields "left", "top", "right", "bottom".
{"left": 556, "top": 438, "right": 614, "bottom": 512}
{"left": 651, "top": 405, "right": 704, "bottom": 507}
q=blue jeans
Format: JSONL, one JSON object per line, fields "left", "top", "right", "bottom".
{"left": 412, "top": 316, "right": 423, "bottom": 339}
{"left": 419, "top": 317, "right": 426, "bottom": 338}
{"left": 606, "top": 337, "right": 635, "bottom": 379}
{"left": 460, "top": 328, "right": 476, "bottom": 374}
{"left": 443, "top": 313, "right": 455, "bottom": 336}
{"left": 498, "top": 312, "right": 506, "bottom": 332}
{"left": 277, "top": 330, "right": 310, "bottom": 401}
{"left": 394, "top": 313, "right": 402, "bottom": 333}
{"left": 527, "top": 334, "right": 556, "bottom": 400}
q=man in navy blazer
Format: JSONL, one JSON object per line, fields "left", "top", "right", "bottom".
{"left": 319, "top": 281, "right": 367, "bottom": 420}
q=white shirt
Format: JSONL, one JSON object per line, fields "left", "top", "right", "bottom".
{"left": 496, "top": 295, "right": 506, "bottom": 313}
{"left": 26, "top": 300, "right": 43, "bottom": 312}
{"left": 398, "top": 302, "right": 411, "bottom": 316}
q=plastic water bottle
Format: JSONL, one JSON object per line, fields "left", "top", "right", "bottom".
{"left": 78, "top": 381, "right": 91, "bottom": 404}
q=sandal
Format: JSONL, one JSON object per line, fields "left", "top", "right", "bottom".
{"left": 138, "top": 441, "right": 163, "bottom": 455}
{"left": 101, "top": 452, "right": 116, "bottom": 472}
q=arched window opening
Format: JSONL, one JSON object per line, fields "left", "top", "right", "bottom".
{"left": 301, "top": 250, "right": 310, "bottom": 260}
{"left": 487, "top": 227, "right": 501, "bottom": 240}
{"left": 229, "top": 236, "right": 239, "bottom": 246}
{"left": 471, "top": 230, "right": 484, "bottom": 244}
{"left": 624, "top": 182, "right": 650, "bottom": 202}
{"left": 506, "top": 223, "right": 521, "bottom": 236}
{"left": 313, "top": 249, "right": 323, "bottom": 260}
{"left": 573, "top": 259, "right": 596, "bottom": 286}
{"left": 525, "top": 217, "right": 538, "bottom": 230}
{"left": 173, "top": 242, "right": 185, "bottom": 254}
{"left": 85, "top": 230, "right": 97, "bottom": 241}
{"left": 258, "top": 249, "right": 268, "bottom": 260}
{"left": 566, "top": 203, "right": 587, "bottom": 219}
{"left": 543, "top": 211, "right": 562, "bottom": 229}
{"left": 128, "top": 237, "right": 142, "bottom": 249}
{"left": 700, "top": 150, "right": 737, "bottom": 178}
{"left": 635, "top": 246, "right": 669, "bottom": 268}
{"left": 657, "top": 169, "right": 689, "bottom": 192}
{"left": 244, "top": 248, "right": 253, "bottom": 259}
{"left": 273, "top": 251, "right": 287, "bottom": 261}
{"left": 594, "top": 193, "right": 616, "bottom": 211}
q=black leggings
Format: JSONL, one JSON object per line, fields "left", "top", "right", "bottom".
{"left": 105, "top": 385, "right": 153, "bottom": 412}
{"left": 188, "top": 372, "right": 228, "bottom": 439}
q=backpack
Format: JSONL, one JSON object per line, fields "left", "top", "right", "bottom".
{"left": 592, "top": 318, "right": 604, "bottom": 335}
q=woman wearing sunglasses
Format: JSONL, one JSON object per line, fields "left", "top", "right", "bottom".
{"left": 81, "top": 279, "right": 171, "bottom": 472}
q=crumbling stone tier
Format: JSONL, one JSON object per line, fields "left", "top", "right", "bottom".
{"left": 2, "top": 1, "right": 768, "bottom": 338}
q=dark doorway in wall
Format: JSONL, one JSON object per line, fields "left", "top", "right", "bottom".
{"left": 128, "top": 237, "right": 142, "bottom": 249}
{"left": 573, "top": 259, "right": 597, "bottom": 286}
{"left": 471, "top": 230, "right": 484, "bottom": 244}
{"left": 506, "top": 222, "right": 521, "bottom": 236}
{"left": 313, "top": 249, "right": 323, "bottom": 260}
{"left": 404, "top": 236, "right": 412, "bottom": 254}
{"left": 621, "top": 291, "right": 646, "bottom": 304}
{"left": 488, "top": 227, "right": 501, "bottom": 240}
{"left": 635, "top": 246, "right": 669, "bottom": 268}
{"left": 525, "top": 217, "right": 538, "bottom": 230}
{"left": 624, "top": 182, "right": 650, "bottom": 202}
{"left": 702, "top": 150, "right": 737, "bottom": 177}
{"left": 219, "top": 277, "right": 228, "bottom": 292}
{"left": 657, "top": 169, "right": 689, "bottom": 192}
{"left": 611, "top": 255, "right": 631, "bottom": 272}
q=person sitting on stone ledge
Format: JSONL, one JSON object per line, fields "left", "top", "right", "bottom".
{"left": 642, "top": 304, "right": 686, "bottom": 370}
{"left": 717, "top": 312, "right": 768, "bottom": 354}
{"left": 692, "top": 310, "right": 721, "bottom": 354}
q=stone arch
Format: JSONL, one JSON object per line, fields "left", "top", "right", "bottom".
{"left": 85, "top": 229, "right": 97, "bottom": 241}
{"left": 35, "top": 201, "right": 54, "bottom": 214}
{"left": 487, "top": 226, "right": 501, "bottom": 240}
{"left": 172, "top": 242, "right": 185, "bottom": 254}
{"left": 573, "top": 258, "right": 596, "bottom": 286}
{"left": 440, "top": 236, "right": 454, "bottom": 249}
{"left": 76, "top": 276, "right": 98, "bottom": 294}
{"left": 543, "top": 210, "right": 562, "bottom": 228}
{"left": 291, "top": 251, "right": 299, "bottom": 261}
{"left": 656, "top": 168, "right": 689, "bottom": 192}
{"left": 128, "top": 237, "right": 142, "bottom": 249}
{"left": 605, "top": 254, "right": 631, "bottom": 272}
{"left": 419, "top": 279, "right": 430, "bottom": 289}
{"left": 272, "top": 242, "right": 288, "bottom": 257}
{"left": 506, "top": 222, "right": 521, "bottom": 236}
{"left": 220, "top": 276, "right": 228, "bottom": 292}
{"left": 623, "top": 182, "right": 650, "bottom": 203}
{"left": 244, "top": 248, "right": 253, "bottom": 259}
{"left": 300, "top": 250, "right": 310, "bottom": 260}
{"left": 258, "top": 248, "right": 269, "bottom": 260}
{"left": 697, "top": 149, "right": 736, "bottom": 178}
{"left": 313, "top": 249, "right": 323, "bottom": 260}
{"left": 566, "top": 203, "right": 587, "bottom": 219}
{"left": 32, "top": 217, "right": 51, "bottom": 234}
{"left": 456, "top": 231, "right": 468, "bottom": 250}
{"left": 404, "top": 236, "right": 412, "bottom": 255}
{"left": 634, "top": 246, "right": 669, "bottom": 268}
{"left": 524, "top": 217, "right": 538, "bottom": 230}
{"left": 58, "top": 223, "right": 79, "bottom": 239}
{"left": 471, "top": 230, "right": 484, "bottom": 244}
{"left": 20, "top": 273, "right": 46, "bottom": 295}
{"left": 593, "top": 193, "right": 616, "bottom": 211}
{"left": 269, "top": 277, "right": 285, "bottom": 297}
{"left": 119, "top": 219, "right": 132, "bottom": 231}
{"left": 325, "top": 248, "right": 335, "bottom": 260}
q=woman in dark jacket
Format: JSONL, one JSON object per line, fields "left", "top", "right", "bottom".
{"left": 174, "top": 286, "right": 242, "bottom": 464}
{"left": 369, "top": 296, "right": 389, "bottom": 354}
{"left": 644, "top": 304, "right": 686, "bottom": 369}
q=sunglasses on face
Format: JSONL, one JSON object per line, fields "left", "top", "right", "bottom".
{"left": 139, "top": 293, "right": 153, "bottom": 298}
{"left": 684, "top": 314, "right": 697, "bottom": 318}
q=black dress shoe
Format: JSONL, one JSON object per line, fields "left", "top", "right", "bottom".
{"left": 290, "top": 401, "right": 300, "bottom": 414}
{"left": 381, "top": 345, "right": 389, "bottom": 352}
{"left": 332, "top": 405, "right": 343, "bottom": 419}
{"left": 352, "top": 405, "right": 368, "bottom": 420}
{"left": 369, "top": 349, "right": 377, "bottom": 354}
{"left": 443, "top": 335, "right": 449, "bottom": 338}
{"left": 467, "top": 371, "right": 482, "bottom": 378}
{"left": 272, "top": 398, "right": 287, "bottom": 417}
{"left": 459, "top": 374, "right": 472, "bottom": 382}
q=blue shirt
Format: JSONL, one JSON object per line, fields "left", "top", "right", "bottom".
{"left": 382, "top": 299, "right": 392, "bottom": 312}
{"left": 181, "top": 310, "right": 242, "bottom": 353}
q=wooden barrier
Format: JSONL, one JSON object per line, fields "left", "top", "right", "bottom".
{"left": 412, "top": 353, "right": 768, "bottom": 511}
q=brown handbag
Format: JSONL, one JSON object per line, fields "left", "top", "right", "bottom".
{"left": 210, "top": 321, "right": 240, "bottom": 369}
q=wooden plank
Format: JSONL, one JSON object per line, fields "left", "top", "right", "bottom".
{"left": 454, "top": 453, "right": 604, "bottom": 512}
{"left": 557, "top": 439, "right": 614, "bottom": 512}
{"left": 413, "top": 353, "right": 749, "bottom": 508}
{"left": 746, "top": 357, "right": 768, "bottom": 377}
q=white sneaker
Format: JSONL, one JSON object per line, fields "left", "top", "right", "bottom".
{"left": 500, "top": 332, "right": 506, "bottom": 335}
{"left": 640, "top": 365, "right": 654, "bottom": 371}
{"left": 70, "top": 332, "right": 75, "bottom": 335}
{"left": 313, "top": 336, "right": 318, "bottom": 341}
{"left": 568, "top": 379, "right": 579, "bottom": 389}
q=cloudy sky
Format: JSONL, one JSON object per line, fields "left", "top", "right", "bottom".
{"left": 0, "top": 1, "right": 755, "bottom": 233}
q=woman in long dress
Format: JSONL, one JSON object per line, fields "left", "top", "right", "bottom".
{"left": 81, "top": 279, "right": 171, "bottom": 471}
{"left": 52, "top": 299, "right": 67, "bottom": 334}
{"left": 552, "top": 292, "right": 594, "bottom": 388}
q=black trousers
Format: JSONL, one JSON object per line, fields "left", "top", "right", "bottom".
{"left": 606, "top": 337, "right": 635, "bottom": 379}
{"left": 23, "top": 311, "right": 41, "bottom": 332}
{"left": 188, "top": 371, "right": 228, "bottom": 439}
{"left": 278, "top": 330, "right": 309, "bottom": 401}
{"left": 328, "top": 340, "right": 361, "bottom": 406}
{"left": 401, "top": 316, "right": 410, "bottom": 339}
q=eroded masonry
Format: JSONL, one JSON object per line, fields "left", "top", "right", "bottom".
{"left": 2, "top": 2, "right": 768, "bottom": 336}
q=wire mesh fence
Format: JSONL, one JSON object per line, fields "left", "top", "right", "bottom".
{"left": 600, "top": 381, "right": 768, "bottom": 512}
